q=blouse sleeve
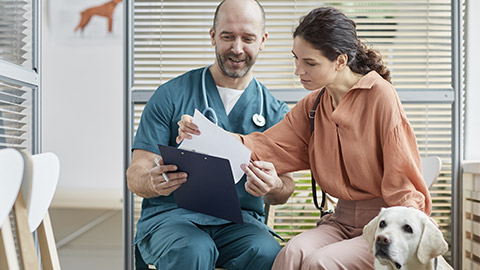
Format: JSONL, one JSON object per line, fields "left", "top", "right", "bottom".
{"left": 240, "top": 91, "right": 321, "bottom": 174}
{"left": 382, "top": 122, "right": 432, "bottom": 215}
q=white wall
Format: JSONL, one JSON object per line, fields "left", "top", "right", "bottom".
{"left": 465, "top": 0, "right": 480, "bottom": 160}
{"left": 42, "top": 1, "right": 124, "bottom": 208}
{"left": 41, "top": 2, "right": 124, "bottom": 269}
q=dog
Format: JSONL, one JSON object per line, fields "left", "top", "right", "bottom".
{"left": 74, "top": 0, "right": 122, "bottom": 33}
{"left": 363, "top": 207, "right": 453, "bottom": 270}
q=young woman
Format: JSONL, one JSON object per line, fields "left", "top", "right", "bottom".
{"left": 178, "top": 6, "right": 431, "bottom": 270}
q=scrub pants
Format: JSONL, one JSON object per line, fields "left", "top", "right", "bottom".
{"left": 137, "top": 216, "right": 281, "bottom": 270}
{"left": 272, "top": 197, "right": 388, "bottom": 270}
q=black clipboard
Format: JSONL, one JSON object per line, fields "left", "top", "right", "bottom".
{"left": 157, "top": 145, "right": 243, "bottom": 224}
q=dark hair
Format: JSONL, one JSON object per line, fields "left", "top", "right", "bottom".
{"left": 293, "top": 7, "right": 391, "bottom": 83}
{"left": 213, "top": 0, "right": 265, "bottom": 32}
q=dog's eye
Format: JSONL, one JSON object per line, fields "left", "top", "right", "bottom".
{"left": 403, "top": 224, "right": 413, "bottom": 234}
{"left": 379, "top": 220, "right": 386, "bottom": 228}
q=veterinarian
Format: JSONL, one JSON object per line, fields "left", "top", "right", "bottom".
{"left": 177, "top": 6, "right": 432, "bottom": 270}
{"left": 126, "top": 0, "right": 293, "bottom": 269}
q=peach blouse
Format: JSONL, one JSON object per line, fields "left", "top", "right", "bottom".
{"left": 242, "top": 71, "right": 431, "bottom": 214}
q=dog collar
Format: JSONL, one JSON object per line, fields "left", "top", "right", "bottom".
{"left": 434, "top": 257, "right": 438, "bottom": 270}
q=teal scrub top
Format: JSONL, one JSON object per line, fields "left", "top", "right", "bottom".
{"left": 133, "top": 67, "right": 289, "bottom": 242}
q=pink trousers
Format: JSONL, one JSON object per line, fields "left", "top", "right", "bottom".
{"left": 271, "top": 197, "right": 388, "bottom": 270}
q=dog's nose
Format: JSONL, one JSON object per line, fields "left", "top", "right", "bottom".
{"left": 376, "top": 235, "right": 390, "bottom": 245}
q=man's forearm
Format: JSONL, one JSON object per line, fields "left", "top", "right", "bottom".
{"left": 126, "top": 164, "right": 159, "bottom": 199}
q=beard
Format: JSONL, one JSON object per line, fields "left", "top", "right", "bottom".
{"left": 216, "top": 51, "right": 256, "bottom": 78}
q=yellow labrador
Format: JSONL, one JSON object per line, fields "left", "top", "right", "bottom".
{"left": 363, "top": 207, "right": 453, "bottom": 270}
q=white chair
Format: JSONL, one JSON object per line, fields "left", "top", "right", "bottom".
{"left": 28, "top": 152, "right": 61, "bottom": 270}
{"left": 421, "top": 156, "right": 442, "bottom": 189}
{"left": 0, "top": 150, "right": 62, "bottom": 270}
{"left": 0, "top": 148, "right": 24, "bottom": 270}
{"left": 0, "top": 149, "right": 40, "bottom": 270}
{"left": 0, "top": 149, "right": 24, "bottom": 230}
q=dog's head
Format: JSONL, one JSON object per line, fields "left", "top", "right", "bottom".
{"left": 363, "top": 207, "right": 448, "bottom": 269}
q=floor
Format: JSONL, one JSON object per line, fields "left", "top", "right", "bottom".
{"left": 49, "top": 208, "right": 122, "bottom": 270}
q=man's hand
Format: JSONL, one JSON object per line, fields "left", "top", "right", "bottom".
{"left": 176, "top": 114, "right": 199, "bottom": 144}
{"left": 127, "top": 149, "right": 188, "bottom": 198}
{"left": 149, "top": 158, "right": 188, "bottom": 196}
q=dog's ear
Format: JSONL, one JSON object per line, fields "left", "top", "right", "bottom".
{"left": 363, "top": 213, "right": 381, "bottom": 250}
{"left": 417, "top": 217, "right": 448, "bottom": 264}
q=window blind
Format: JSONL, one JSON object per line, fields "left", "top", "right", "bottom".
{"left": 133, "top": 0, "right": 452, "bottom": 91}
{"left": 0, "top": 0, "right": 35, "bottom": 153}
{"left": 0, "top": 0, "right": 33, "bottom": 69}
{"left": 0, "top": 80, "right": 32, "bottom": 152}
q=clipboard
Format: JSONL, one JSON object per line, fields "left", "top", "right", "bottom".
{"left": 157, "top": 145, "right": 244, "bottom": 224}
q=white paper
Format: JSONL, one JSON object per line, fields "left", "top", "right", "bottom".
{"left": 179, "top": 109, "right": 251, "bottom": 183}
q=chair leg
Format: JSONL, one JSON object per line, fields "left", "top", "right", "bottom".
{"left": 0, "top": 218, "right": 20, "bottom": 270}
{"left": 37, "top": 212, "right": 61, "bottom": 270}
{"left": 13, "top": 192, "right": 40, "bottom": 270}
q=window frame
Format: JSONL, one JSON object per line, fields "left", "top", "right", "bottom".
{"left": 122, "top": 1, "right": 464, "bottom": 269}
{"left": 0, "top": 0, "right": 41, "bottom": 154}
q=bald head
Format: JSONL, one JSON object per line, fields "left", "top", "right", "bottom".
{"left": 213, "top": 0, "right": 265, "bottom": 32}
